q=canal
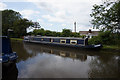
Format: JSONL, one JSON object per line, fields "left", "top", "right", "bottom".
{"left": 11, "top": 40, "right": 120, "bottom": 78}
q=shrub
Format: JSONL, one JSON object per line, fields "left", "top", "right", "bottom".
{"left": 88, "top": 31, "right": 115, "bottom": 45}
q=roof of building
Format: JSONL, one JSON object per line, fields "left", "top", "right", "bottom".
{"left": 79, "top": 31, "right": 100, "bottom": 35}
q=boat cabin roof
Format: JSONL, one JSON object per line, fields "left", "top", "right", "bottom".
{"left": 33, "top": 36, "right": 84, "bottom": 40}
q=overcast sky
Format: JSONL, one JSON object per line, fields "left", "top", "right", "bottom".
{"left": 0, "top": 0, "right": 104, "bottom": 32}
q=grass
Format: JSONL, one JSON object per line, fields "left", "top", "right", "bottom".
{"left": 10, "top": 38, "right": 23, "bottom": 41}
{"left": 103, "top": 45, "right": 120, "bottom": 50}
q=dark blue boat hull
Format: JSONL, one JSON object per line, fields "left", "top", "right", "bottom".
{"left": 1, "top": 36, "right": 18, "bottom": 63}
{"left": 24, "top": 40, "right": 102, "bottom": 50}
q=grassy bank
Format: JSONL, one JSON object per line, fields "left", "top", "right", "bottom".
{"left": 10, "top": 38, "right": 23, "bottom": 41}
{"left": 103, "top": 45, "right": 120, "bottom": 50}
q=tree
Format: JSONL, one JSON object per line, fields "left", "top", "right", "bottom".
{"left": 33, "top": 22, "right": 41, "bottom": 29}
{"left": 2, "top": 9, "right": 38, "bottom": 37}
{"left": 45, "top": 30, "right": 52, "bottom": 36}
{"left": 90, "top": 1, "right": 120, "bottom": 33}
{"left": 70, "top": 32, "right": 80, "bottom": 37}
{"left": 13, "top": 18, "right": 33, "bottom": 37}
{"left": 2, "top": 9, "right": 22, "bottom": 36}
{"left": 62, "top": 29, "right": 72, "bottom": 37}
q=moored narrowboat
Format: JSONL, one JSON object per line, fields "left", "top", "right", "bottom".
{"left": 1, "top": 36, "right": 18, "bottom": 80}
{"left": 24, "top": 36, "right": 102, "bottom": 49}
{"left": 1, "top": 36, "right": 18, "bottom": 64}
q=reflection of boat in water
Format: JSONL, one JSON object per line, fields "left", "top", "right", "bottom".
{"left": 24, "top": 36, "right": 102, "bottom": 50}
{"left": 23, "top": 42, "right": 88, "bottom": 61}
{"left": 1, "top": 36, "right": 18, "bottom": 80}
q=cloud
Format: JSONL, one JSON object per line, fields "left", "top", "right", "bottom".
{"left": 61, "top": 24, "right": 66, "bottom": 27}
{"left": 37, "top": 19, "right": 44, "bottom": 23}
{"left": 34, "top": 0, "right": 102, "bottom": 23}
{"left": 0, "top": 2, "right": 7, "bottom": 10}
{"left": 34, "top": 0, "right": 102, "bottom": 31}
{"left": 42, "top": 15, "right": 65, "bottom": 23}
{"left": 2, "top": 0, "right": 102, "bottom": 31}
{"left": 20, "top": 10, "right": 40, "bottom": 19}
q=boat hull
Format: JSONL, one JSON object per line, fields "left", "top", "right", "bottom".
{"left": 24, "top": 40, "right": 102, "bottom": 50}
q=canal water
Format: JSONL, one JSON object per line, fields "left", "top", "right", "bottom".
{"left": 11, "top": 40, "right": 120, "bottom": 78}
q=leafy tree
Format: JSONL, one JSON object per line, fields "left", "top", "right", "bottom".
{"left": 45, "top": 30, "right": 52, "bottom": 36}
{"left": 89, "top": 1, "right": 120, "bottom": 45}
{"left": 33, "top": 22, "right": 41, "bottom": 29}
{"left": 70, "top": 32, "right": 80, "bottom": 37}
{"left": 33, "top": 28, "right": 45, "bottom": 36}
{"left": 52, "top": 31, "right": 57, "bottom": 37}
{"left": 2, "top": 9, "right": 22, "bottom": 36}
{"left": 13, "top": 18, "right": 33, "bottom": 37}
{"left": 32, "top": 28, "right": 81, "bottom": 37}
{"left": 62, "top": 29, "right": 72, "bottom": 37}
{"left": 56, "top": 32, "right": 62, "bottom": 37}
{"left": 2, "top": 9, "right": 38, "bottom": 37}
{"left": 88, "top": 31, "right": 115, "bottom": 45}
{"left": 90, "top": 1, "right": 120, "bottom": 33}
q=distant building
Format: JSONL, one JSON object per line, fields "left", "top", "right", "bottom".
{"left": 79, "top": 29, "right": 100, "bottom": 38}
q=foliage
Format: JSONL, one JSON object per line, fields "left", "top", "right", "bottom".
{"left": 90, "top": 1, "right": 120, "bottom": 46}
{"left": 88, "top": 36, "right": 101, "bottom": 45}
{"left": 90, "top": 1, "right": 120, "bottom": 32}
{"left": 88, "top": 31, "right": 120, "bottom": 45}
{"left": 80, "top": 35, "right": 86, "bottom": 38}
{"left": 2, "top": 9, "right": 40, "bottom": 37}
{"left": 61, "top": 29, "right": 72, "bottom": 37}
{"left": 13, "top": 19, "right": 33, "bottom": 37}
{"left": 33, "top": 28, "right": 45, "bottom": 36}
{"left": 70, "top": 32, "right": 80, "bottom": 37}
{"left": 31, "top": 28, "right": 80, "bottom": 37}
{"left": 2, "top": 9, "right": 22, "bottom": 36}
{"left": 32, "top": 22, "right": 41, "bottom": 29}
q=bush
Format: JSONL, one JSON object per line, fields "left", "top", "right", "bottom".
{"left": 88, "top": 31, "right": 116, "bottom": 45}
{"left": 88, "top": 36, "right": 101, "bottom": 45}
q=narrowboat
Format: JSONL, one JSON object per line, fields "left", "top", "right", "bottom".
{"left": 24, "top": 36, "right": 102, "bottom": 49}
{"left": 0, "top": 36, "right": 18, "bottom": 80}
{"left": 0, "top": 36, "right": 18, "bottom": 64}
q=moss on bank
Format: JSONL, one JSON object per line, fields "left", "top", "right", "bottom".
{"left": 10, "top": 38, "right": 23, "bottom": 41}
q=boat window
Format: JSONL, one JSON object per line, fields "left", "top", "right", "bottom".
{"left": 51, "top": 39, "right": 53, "bottom": 42}
{"left": 70, "top": 40, "right": 77, "bottom": 44}
{"left": 60, "top": 39, "right": 66, "bottom": 44}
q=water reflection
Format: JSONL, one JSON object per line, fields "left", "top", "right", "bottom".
{"left": 88, "top": 55, "right": 120, "bottom": 78}
{"left": 2, "top": 62, "right": 18, "bottom": 80}
{"left": 11, "top": 41, "right": 120, "bottom": 78}
{"left": 23, "top": 42, "right": 88, "bottom": 62}
{"left": 11, "top": 41, "right": 33, "bottom": 62}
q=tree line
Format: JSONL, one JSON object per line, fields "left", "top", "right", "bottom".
{"left": 28, "top": 28, "right": 80, "bottom": 37}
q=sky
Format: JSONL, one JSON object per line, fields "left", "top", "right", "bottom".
{"left": 0, "top": 0, "right": 104, "bottom": 32}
